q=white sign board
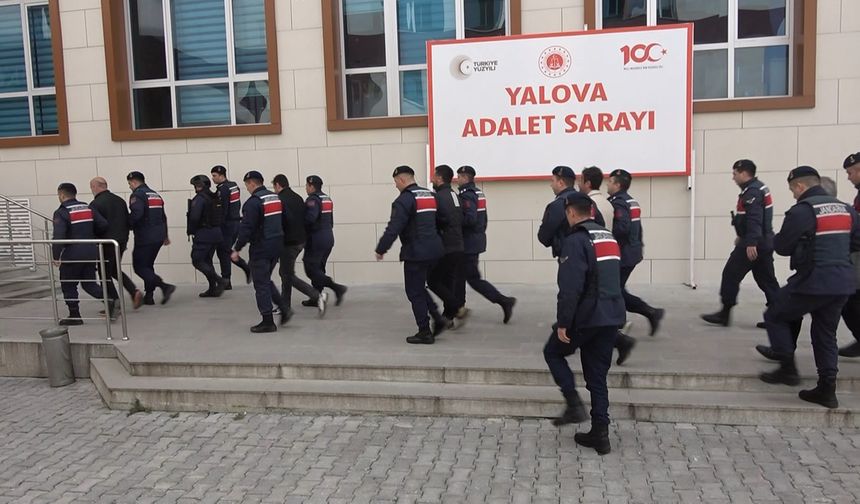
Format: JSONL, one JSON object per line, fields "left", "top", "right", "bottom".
{"left": 428, "top": 25, "right": 692, "bottom": 180}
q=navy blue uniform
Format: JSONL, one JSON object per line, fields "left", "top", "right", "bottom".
{"left": 842, "top": 188, "right": 860, "bottom": 348}
{"left": 720, "top": 178, "right": 779, "bottom": 307}
{"left": 428, "top": 183, "right": 464, "bottom": 319}
{"left": 456, "top": 182, "right": 506, "bottom": 306}
{"left": 129, "top": 184, "right": 169, "bottom": 296}
{"left": 187, "top": 192, "right": 224, "bottom": 289}
{"left": 52, "top": 199, "right": 110, "bottom": 313}
{"left": 609, "top": 190, "right": 653, "bottom": 316}
{"left": 214, "top": 180, "right": 247, "bottom": 280}
{"left": 538, "top": 188, "right": 604, "bottom": 257}
{"left": 303, "top": 191, "right": 340, "bottom": 294}
{"left": 543, "top": 221, "right": 625, "bottom": 425}
{"left": 376, "top": 184, "right": 444, "bottom": 331}
{"left": 234, "top": 186, "right": 285, "bottom": 315}
{"left": 765, "top": 186, "right": 860, "bottom": 382}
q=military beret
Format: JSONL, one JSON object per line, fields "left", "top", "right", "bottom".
{"left": 732, "top": 159, "right": 756, "bottom": 172}
{"left": 844, "top": 152, "right": 860, "bottom": 169}
{"left": 243, "top": 170, "right": 264, "bottom": 182}
{"left": 210, "top": 165, "right": 227, "bottom": 175}
{"left": 392, "top": 165, "right": 415, "bottom": 177}
{"left": 787, "top": 165, "right": 819, "bottom": 182}
{"left": 457, "top": 165, "right": 476, "bottom": 177}
{"left": 57, "top": 182, "right": 77, "bottom": 195}
{"left": 126, "top": 171, "right": 145, "bottom": 182}
{"left": 552, "top": 166, "right": 575, "bottom": 179}
{"left": 609, "top": 169, "right": 631, "bottom": 179}
{"left": 306, "top": 175, "right": 323, "bottom": 186}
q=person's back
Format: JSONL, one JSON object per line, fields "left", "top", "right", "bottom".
{"left": 91, "top": 190, "right": 130, "bottom": 245}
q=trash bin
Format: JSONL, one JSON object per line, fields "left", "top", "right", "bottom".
{"left": 39, "top": 326, "right": 75, "bottom": 387}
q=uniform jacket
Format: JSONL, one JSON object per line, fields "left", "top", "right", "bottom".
{"left": 774, "top": 185, "right": 860, "bottom": 295}
{"left": 187, "top": 191, "right": 223, "bottom": 244}
{"left": 90, "top": 190, "right": 130, "bottom": 247}
{"left": 732, "top": 177, "right": 774, "bottom": 248}
{"left": 129, "top": 184, "right": 168, "bottom": 245}
{"left": 304, "top": 191, "right": 335, "bottom": 254}
{"left": 376, "top": 183, "right": 445, "bottom": 262}
{"left": 556, "top": 219, "right": 626, "bottom": 330}
{"left": 52, "top": 199, "right": 108, "bottom": 261}
{"left": 215, "top": 180, "right": 241, "bottom": 222}
{"left": 433, "top": 183, "right": 464, "bottom": 254}
{"left": 277, "top": 187, "right": 307, "bottom": 246}
{"left": 609, "top": 190, "right": 644, "bottom": 267}
{"left": 458, "top": 182, "right": 488, "bottom": 255}
{"left": 234, "top": 186, "right": 284, "bottom": 259}
{"left": 538, "top": 188, "right": 605, "bottom": 257}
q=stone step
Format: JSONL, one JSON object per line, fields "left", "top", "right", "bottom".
{"left": 91, "top": 358, "right": 860, "bottom": 428}
{"left": 115, "top": 348, "right": 860, "bottom": 394}
{"left": 0, "top": 284, "right": 54, "bottom": 308}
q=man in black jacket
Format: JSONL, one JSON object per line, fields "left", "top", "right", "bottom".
{"left": 272, "top": 174, "right": 321, "bottom": 317}
{"left": 428, "top": 165, "right": 466, "bottom": 330}
{"left": 89, "top": 177, "right": 143, "bottom": 309}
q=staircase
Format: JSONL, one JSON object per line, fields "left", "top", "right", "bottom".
{"left": 0, "top": 265, "right": 53, "bottom": 308}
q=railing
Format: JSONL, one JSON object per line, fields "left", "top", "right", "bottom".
{"left": 0, "top": 238, "right": 129, "bottom": 341}
{"left": 0, "top": 194, "right": 52, "bottom": 271}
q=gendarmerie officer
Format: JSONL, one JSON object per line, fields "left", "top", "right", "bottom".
{"left": 231, "top": 171, "right": 289, "bottom": 332}
{"left": 759, "top": 166, "right": 860, "bottom": 409}
{"left": 702, "top": 160, "right": 779, "bottom": 327}
{"left": 210, "top": 165, "right": 251, "bottom": 289}
{"left": 456, "top": 165, "right": 516, "bottom": 324}
{"left": 538, "top": 166, "right": 603, "bottom": 258}
{"left": 375, "top": 166, "right": 446, "bottom": 344}
{"left": 272, "top": 174, "right": 320, "bottom": 318}
{"left": 127, "top": 171, "right": 175, "bottom": 305}
{"left": 52, "top": 183, "right": 115, "bottom": 325}
{"left": 89, "top": 176, "right": 143, "bottom": 309}
{"left": 187, "top": 175, "right": 227, "bottom": 298}
{"left": 543, "top": 195, "right": 625, "bottom": 455}
{"left": 838, "top": 152, "right": 860, "bottom": 358}
{"left": 304, "top": 175, "right": 347, "bottom": 309}
{"left": 607, "top": 169, "right": 665, "bottom": 335}
{"left": 427, "top": 165, "right": 467, "bottom": 329}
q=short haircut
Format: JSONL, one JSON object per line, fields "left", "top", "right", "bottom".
{"left": 581, "top": 166, "right": 603, "bottom": 190}
{"left": 211, "top": 165, "right": 227, "bottom": 176}
{"left": 564, "top": 195, "right": 593, "bottom": 216}
{"left": 57, "top": 183, "right": 77, "bottom": 197}
{"left": 789, "top": 175, "right": 820, "bottom": 189}
{"left": 272, "top": 174, "right": 289, "bottom": 188}
{"left": 820, "top": 176, "right": 837, "bottom": 197}
{"left": 611, "top": 172, "right": 632, "bottom": 192}
{"left": 556, "top": 174, "right": 575, "bottom": 187}
{"left": 434, "top": 165, "right": 454, "bottom": 184}
{"left": 732, "top": 159, "right": 757, "bottom": 176}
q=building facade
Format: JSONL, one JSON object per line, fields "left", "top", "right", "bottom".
{"left": 0, "top": 0, "right": 857, "bottom": 286}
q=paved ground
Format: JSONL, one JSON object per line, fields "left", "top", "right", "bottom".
{"left": 2, "top": 378, "right": 860, "bottom": 504}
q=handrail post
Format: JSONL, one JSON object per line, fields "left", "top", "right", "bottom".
{"left": 98, "top": 244, "right": 112, "bottom": 341}
{"left": 4, "top": 200, "right": 12, "bottom": 265}
{"left": 46, "top": 242, "right": 59, "bottom": 324}
{"left": 114, "top": 241, "right": 129, "bottom": 341}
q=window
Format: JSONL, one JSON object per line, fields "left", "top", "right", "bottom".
{"left": 324, "top": 0, "right": 521, "bottom": 130}
{"left": 587, "top": 0, "right": 816, "bottom": 112}
{"left": 101, "top": 0, "right": 280, "bottom": 140}
{"left": 0, "top": 0, "right": 68, "bottom": 146}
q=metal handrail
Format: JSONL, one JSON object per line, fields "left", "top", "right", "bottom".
{"left": 0, "top": 194, "right": 53, "bottom": 222}
{"left": 0, "top": 238, "right": 128, "bottom": 341}
{"left": 0, "top": 194, "right": 52, "bottom": 271}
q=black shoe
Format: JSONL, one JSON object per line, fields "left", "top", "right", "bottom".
{"left": 798, "top": 380, "right": 839, "bottom": 409}
{"left": 552, "top": 391, "right": 588, "bottom": 426}
{"left": 838, "top": 342, "right": 860, "bottom": 358}
{"left": 223, "top": 279, "right": 233, "bottom": 291}
{"left": 279, "top": 307, "right": 293, "bottom": 326}
{"left": 199, "top": 289, "right": 217, "bottom": 298}
{"left": 302, "top": 299, "right": 318, "bottom": 307}
{"left": 432, "top": 317, "right": 453, "bottom": 337}
{"left": 241, "top": 264, "right": 252, "bottom": 284}
{"left": 574, "top": 423, "right": 611, "bottom": 455}
{"left": 160, "top": 284, "right": 176, "bottom": 305}
{"left": 143, "top": 294, "right": 155, "bottom": 306}
{"left": 701, "top": 307, "right": 730, "bottom": 327}
{"left": 59, "top": 315, "right": 83, "bottom": 326}
{"left": 755, "top": 344, "right": 781, "bottom": 362}
{"left": 615, "top": 333, "right": 636, "bottom": 366}
{"left": 250, "top": 316, "right": 277, "bottom": 333}
{"left": 213, "top": 279, "right": 228, "bottom": 297}
{"left": 500, "top": 297, "right": 516, "bottom": 324}
{"left": 759, "top": 361, "right": 800, "bottom": 386}
{"left": 406, "top": 329, "right": 434, "bottom": 344}
{"left": 646, "top": 308, "right": 664, "bottom": 336}
{"left": 107, "top": 300, "right": 119, "bottom": 321}
{"left": 756, "top": 321, "right": 767, "bottom": 329}
{"left": 334, "top": 284, "right": 347, "bottom": 306}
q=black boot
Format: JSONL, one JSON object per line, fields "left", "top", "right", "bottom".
{"left": 160, "top": 283, "right": 176, "bottom": 305}
{"left": 756, "top": 322, "right": 767, "bottom": 329}
{"left": 615, "top": 332, "right": 636, "bottom": 366}
{"left": 333, "top": 284, "right": 348, "bottom": 306}
{"left": 646, "top": 307, "right": 665, "bottom": 336}
{"left": 755, "top": 344, "right": 780, "bottom": 361}
{"left": 143, "top": 293, "right": 155, "bottom": 305}
{"left": 432, "top": 315, "right": 453, "bottom": 336}
{"left": 552, "top": 391, "right": 588, "bottom": 426}
{"left": 406, "top": 329, "right": 434, "bottom": 344}
{"left": 574, "top": 423, "right": 611, "bottom": 455}
{"left": 500, "top": 297, "right": 516, "bottom": 324}
{"left": 250, "top": 314, "right": 277, "bottom": 333}
{"left": 279, "top": 305, "right": 293, "bottom": 326}
{"left": 223, "top": 279, "right": 232, "bottom": 291}
{"left": 59, "top": 309, "right": 84, "bottom": 326}
{"left": 799, "top": 379, "right": 838, "bottom": 409}
{"left": 838, "top": 342, "right": 860, "bottom": 358}
{"left": 301, "top": 298, "right": 318, "bottom": 307}
{"left": 701, "top": 306, "right": 730, "bottom": 327}
{"left": 759, "top": 358, "right": 800, "bottom": 386}
{"left": 240, "top": 262, "right": 251, "bottom": 284}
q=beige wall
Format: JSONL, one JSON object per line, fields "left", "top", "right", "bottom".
{"left": 1, "top": 0, "right": 859, "bottom": 288}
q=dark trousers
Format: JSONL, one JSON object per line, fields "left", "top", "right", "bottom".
{"left": 280, "top": 243, "right": 318, "bottom": 308}
{"left": 842, "top": 290, "right": 860, "bottom": 342}
{"left": 765, "top": 286, "right": 848, "bottom": 381}
{"left": 132, "top": 242, "right": 165, "bottom": 295}
{"left": 191, "top": 241, "right": 220, "bottom": 288}
{"left": 428, "top": 251, "right": 463, "bottom": 318}
{"left": 404, "top": 260, "right": 439, "bottom": 331}
{"left": 101, "top": 243, "right": 136, "bottom": 301}
{"left": 60, "top": 262, "right": 104, "bottom": 312}
{"left": 303, "top": 246, "right": 337, "bottom": 293}
{"left": 216, "top": 220, "right": 249, "bottom": 279}
{"left": 250, "top": 256, "right": 283, "bottom": 316}
{"left": 719, "top": 245, "right": 779, "bottom": 307}
{"left": 543, "top": 326, "right": 617, "bottom": 425}
{"left": 620, "top": 265, "right": 652, "bottom": 316}
{"left": 456, "top": 253, "right": 504, "bottom": 307}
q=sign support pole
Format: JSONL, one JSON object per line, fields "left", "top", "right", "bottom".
{"left": 685, "top": 149, "right": 697, "bottom": 289}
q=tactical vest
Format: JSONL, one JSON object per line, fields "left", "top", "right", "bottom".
{"left": 308, "top": 192, "right": 334, "bottom": 232}
{"left": 223, "top": 180, "right": 241, "bottom": 221}
{"left": 256, "top": 188, "right": 284, "bottom": 242}
{"left": 734, "top": 178, "right": 774, "bottom": 237}
{"left": 796, "top": 195, "right": 853, "bottom": 269}
{"left": 579, "top": 221, "right": 622, "bottom": 300}
{"left": 407, "top": 186, "right": 439, "bottom": 243}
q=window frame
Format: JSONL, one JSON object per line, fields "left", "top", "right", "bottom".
{"left": 323, "top": 0, "right": 522, "bottom": 131}
{"left": 101, "top": 0, "right": 281, "bottom": 141}
{"left": 0, "top": 0, "right": 69, "bottom": 148}
{"left": 585, "top": 0, "right": 816, "bottom": 113}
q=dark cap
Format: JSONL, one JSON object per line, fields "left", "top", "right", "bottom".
{"left": 552, "top": 165, "right": 575, "bottom": 179}
{"left": 126, "top": 171, "right": 145, "bottom": 182}
{"left": 787, "top": 165, "right": 820, "bottom": 182}
{"left": 392, "top": 165, "right": 415, "bottom": 177}
{"left": 844, "top": 152, "right": 860, "bottom": 169}
{"left": 210, "top": 165, "right": 227, "bottom": 175}
{"left": 57, "top": 182, "right": 77, "bottom": 195}
{"left": 457, "top": 165, "right": 476, "bottom": 177}
{"left": 243, "top": 170, "right": 264, "bottom": 182}
{"left": 609, "top": 169, "right": 631, "bottom": 179}
{"left": 306, "top": 175, "right": 323, "bottom": 187}
{"left": 732, "top": 159, "right": 756, "bottom": 172}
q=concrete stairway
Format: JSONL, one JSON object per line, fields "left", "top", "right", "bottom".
{"left": 90, "top": 348, "right": 860, "bottom": 427}
{"left": 0, "top": 265, "right": 53, "bottom": 308}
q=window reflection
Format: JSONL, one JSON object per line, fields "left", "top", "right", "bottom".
{"left": 657, "top": 0, "right": 727, "bottom": 45}
{"left": 735, "top": 45, "right": 788, "bottom": 97}
{"left": 129, "top": 0, "right": 167, "bottom": 81}
{"left": 235, "top": 80, "right": 270, "bottom": 124}
{"left": 602, "top": 0, "right": 647, "bottom": 28}
{"left": 343, "top": 0, "right": 386, "bottom": 68}
{"left": 738, "top": 0, "right": 785, "bottom": 38}
{"left": 693, "top": 49, "right": 728, "bottom": 99}
{"left": 465, "top": 0, "right": 505, "bottom": 38}
{"left": 397, "top": 0, "right": 455, "bottom": 65}
{"left": 346, "top": 73, "right": 387, "bottom": 117}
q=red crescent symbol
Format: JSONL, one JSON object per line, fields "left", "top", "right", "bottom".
{"left": 646, "top": 43, "right": 663, "bottom": 62}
